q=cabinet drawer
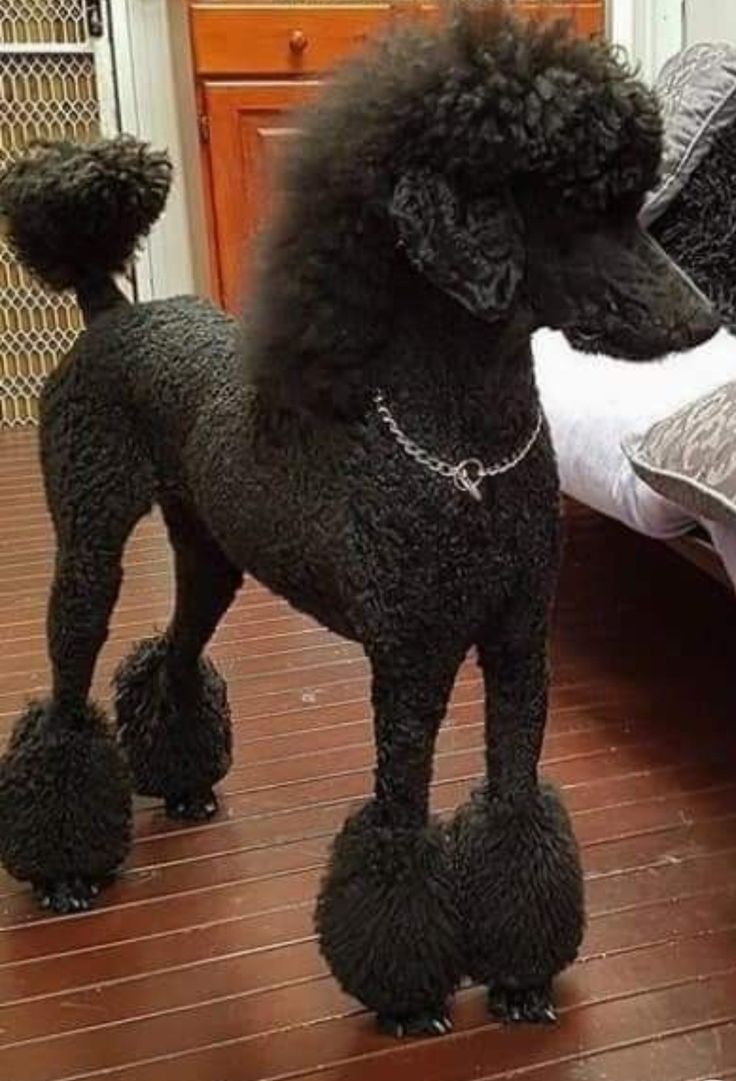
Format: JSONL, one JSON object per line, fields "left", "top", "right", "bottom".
{"left": 191, "top": 4, "right": 401, "bottom": 77}
{"left": 519, "top": 3, "right": 605, "bottom": 36}
{"left": 191, "top": 3, "right": 605, "bottom": 79}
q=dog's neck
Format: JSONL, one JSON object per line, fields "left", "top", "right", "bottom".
{"left": 376, "top": 274, "right": 539, "bottom": 455}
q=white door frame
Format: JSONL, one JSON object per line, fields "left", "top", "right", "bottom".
{"left": 107, "top": 0, "right": 206, "bottom": 300}
{"left": 609, "top": 0, "right": 685, "bottom": 83}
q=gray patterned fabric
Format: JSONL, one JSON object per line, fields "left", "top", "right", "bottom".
{"left": 641, "top": 42, "right": 736, "bottom": 228}
{"left": 624, "top": 382, "right": 736, "bottom": 527}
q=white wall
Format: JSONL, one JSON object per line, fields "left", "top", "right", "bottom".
{"left": 685, "top": 0, "right": 736, "bottom": 45}
{"left": 610, "top": 0, "right": 736, "bottom": 85}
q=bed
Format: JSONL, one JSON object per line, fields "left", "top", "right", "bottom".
{"left": 533, "top": 327, "right": 736, "bottom": 588}
{"left": 534, "top": 40, "right": 736, "bottom": 592}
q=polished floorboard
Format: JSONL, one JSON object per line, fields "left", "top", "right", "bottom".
{"left": 1, "top": 428, "right": 735, "bottom": 1081}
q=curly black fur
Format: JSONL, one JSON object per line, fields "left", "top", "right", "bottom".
{"left": 114, "top": 636, "right": 232, "bottom": 819}
{"left": 651, "top": 119, "right": 736, "bottom": 332}
{"left": 316, "top": 801, "right": 464, "bottom": 1031}
{"left": 0, "top": 701, "right": 132, "bottom": 903}
{"left": 450, "top": 782, "right": 584, "bottom": 1003}
{"left": 0, "top": 0, "right": 717, "bottom": 1030}
{"left": 0, "top": 136, "right": 171, "bottom": 293}
{"left": 246, "top": 2, "right": 715, "bottom": 415}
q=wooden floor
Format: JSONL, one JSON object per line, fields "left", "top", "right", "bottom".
{"left": 1, "top": 428, "right": 736, "bottom": 1081}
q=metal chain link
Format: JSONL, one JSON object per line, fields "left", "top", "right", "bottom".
{"left": 374, "top": 391, "right": 544, "bottom": 502}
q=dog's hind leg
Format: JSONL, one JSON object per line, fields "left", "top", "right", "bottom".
{"left": 114, "top": 502, "right": 242, "bottom": 822}
{"left": 450, "top": 605, "right": 585, "bottom": 1024}
{"left": 0, "top": 402, "right": 155, "bottom": 913}
{"left": 316, "top": 646, "right": 465, "bottom": 1038}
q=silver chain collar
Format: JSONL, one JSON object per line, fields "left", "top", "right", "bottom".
{"left": 374, "top": 391, "right": 544, "bottom": 502}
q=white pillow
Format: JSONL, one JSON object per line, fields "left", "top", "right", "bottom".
{"left": 532, "top": 327, "right": 736, "bottom": 538}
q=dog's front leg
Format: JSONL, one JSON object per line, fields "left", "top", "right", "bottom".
{"left": 450, "top": 612, "right": 585, "bottom": 1024}
{"left": 316, "top": 646, "right": 464, "bottom": 1038}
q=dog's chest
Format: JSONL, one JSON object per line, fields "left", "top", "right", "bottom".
{"left": 187, "top": 398, "right": 559, "bottom": 643}
{"left": 347, "top": 428, "right": 560, "bottom": 628}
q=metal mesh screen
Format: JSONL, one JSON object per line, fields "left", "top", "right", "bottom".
{"left": 0, "top": 7, "right": 101, "bottom": 427}
{"left": 0, "top": 0, "right": 87, "bottom": 47}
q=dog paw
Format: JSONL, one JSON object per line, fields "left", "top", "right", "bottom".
{"left": 33, "top": 876, "right": 105, "bottom": 914}
{"left": 487, "top": 984, "right": 557, "bottom": 1025}
{"left": 377, "top": 1010, "right": 453, "bottom": 1039}
{"left": 165, "top": 789, "right": 219, "bottom": 822}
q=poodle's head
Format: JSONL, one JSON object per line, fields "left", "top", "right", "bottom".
{"left": 250, "top": 1, "right": 717, "bottom": 413}
{"left": 380, "top": 2, "right": 717, "bottom": 356}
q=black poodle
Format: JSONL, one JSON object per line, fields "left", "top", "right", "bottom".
{"left": 0, "top": 1, "right": 717, "bottom": 1037}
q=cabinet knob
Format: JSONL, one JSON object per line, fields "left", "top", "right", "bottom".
{"left": 289, "top": 29, "right": 309, "bottom": 55}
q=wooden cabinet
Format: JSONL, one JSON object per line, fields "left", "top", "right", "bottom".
{"left": 203, "top": 81, "right": 320, "bottom": 310}
{"left": 192, "top": 2, "right": 403, "bottom": 307}
{"left": 191, "top": 2, "right": 606, "bottom": 309}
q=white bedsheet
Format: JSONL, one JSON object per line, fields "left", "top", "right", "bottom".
{"left": 532, "top": 326, "right": 736, "bottom": 589}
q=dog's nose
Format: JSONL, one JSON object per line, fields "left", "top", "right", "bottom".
{"left": 680, "top": 307, "right": 721, "bottom": 349}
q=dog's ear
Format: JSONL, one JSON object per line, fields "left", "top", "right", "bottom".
{"left": 389, "top": 169, "right": 524, "bottom": 319}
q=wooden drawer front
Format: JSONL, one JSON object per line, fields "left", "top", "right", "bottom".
{"left": 420, "top": 3, "right": 605, "bottom": 34}
{"left": 192, "top": 4, "right": 397, "bottom": 77}
{"left": 518, "top": 3, "right": 605, "bottom": 36}
{"left": 192, "top": 3, "right": 605, "bottom": 78}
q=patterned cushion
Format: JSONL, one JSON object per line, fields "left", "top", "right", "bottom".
{"left": 641, "top": 42, "right": 736, "bottom": 228}
{"left": 624, "top": 383, "right": 736, "bottom": 527}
